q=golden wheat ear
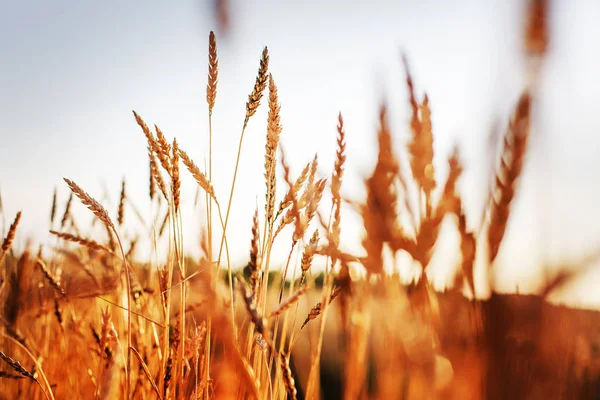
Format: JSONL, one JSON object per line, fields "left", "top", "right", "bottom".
{"left": 486, "top": 92, "right": 531, "bottom": 266}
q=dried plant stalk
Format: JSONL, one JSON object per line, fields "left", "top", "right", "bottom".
{"left": 178, "top": 148, "right": 217, "bottom": 202}
{"left": 268, "top": 285, "right": 310, "bottom": 318}
{"left": 264, "top": 74, "right": 282, "bottom": 226}
{"left": 207, "top": 31, "right": 218, "bottom": 111}
{"left": 171, "top": 139, "right": 181, "bottom": 212}
{"left": 0, "top": 211, "right": 21, "bottom": 265}
{"left": 49, "top": 230, "right": 112, "bottom": 253}
{"left": 487, "top": 92, "right": 531, "bottom": 265}
{"left": 117, "top": 178, "right": 126, "bottom": 226}
{"left": 245, "top": 47, "right": 270, "bottom": 122}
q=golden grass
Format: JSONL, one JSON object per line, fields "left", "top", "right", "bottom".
{"left": 3, "top": 2, "right": 599, "bottom": 399}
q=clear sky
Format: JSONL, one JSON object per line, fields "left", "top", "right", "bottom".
{"left": 2, "top": 1, "right": 600, "bottom": 308}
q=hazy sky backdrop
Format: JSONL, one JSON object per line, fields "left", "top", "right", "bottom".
{"left": 2, "top": 1, "right": 600, "bottom": 308}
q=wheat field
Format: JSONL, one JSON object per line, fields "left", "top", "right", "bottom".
{"left": 1, "top": 1, "right": 599, "bottom": 399}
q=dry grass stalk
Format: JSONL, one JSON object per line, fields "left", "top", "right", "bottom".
{"left": 63, "top": 179, "right": 114, "bottom": 229}
{"left": 301, "top": 285, "right": 343, "bottom": 329}
{"left": 49, "top": 230, "right": 112, "bottom": 253}
{"left": 0, "top": 350, "right": 38, "bottom": 382}
{"left": 410, "top": 94, "right": 436, "bottom": 214}
{"left": 268, "top": 285, "right": 310, "bottom": 319}
{"left": 245, "top": 47, "right": 270, "bottom": 123}
{"left": 0, "top": 211, "right": 21, "bottom": 265}
{"left": 171, "top": 138, "right": 181, "bottom": 212}
{"left": 117, "top": 178, "right": 126, "bottom": 226}
{"left": 130, "top": 347, "right": 163, "bottom": 400}
{"left": 60, "top": 193, "right": 73, "bottom": 229}
{"left": 331, "top": 112, "right": 346, "bottom": 247}
{"left": 524, "top": 0, "right": 549, "bottom": 56}
{"left": 178, "top": 148, "right": 217, "bottom": 202}
{"left": 154, "top": 125, "right": 173, "bottom": 175}
{"left": 280, "top": 352, "right": 298, "bottom": 400}
{"left": 486, "top": 92, "right": 531, "bottom": 266}
{"left": 360, "top": 104, "right": 405, "bottom": 274}
{"left": 207, "top": 31, "right": 218, "bottom": 112}
{"left": 277, "top": 161, "right": 310, "bottom": 218}
{"left": 50, "top": 188, "right": 57, "bottom": 226}
{"left": 238, "top": 277, "right": 267, "bottom": 337}
{"left": 35, "top": 258, "right": 66, "bottom": 297}
{"left": 249, "top": 208, "right": 261, "bottom": 299}
{"left": 300, "top": 230, "right": 319, "bottom": 277}
{"left": 265, "top": 74, "right": 282, "bottom": 227}
{"left": 458, "top": 207, "right": 476, "bottom": 297}
{"left": 149, "top": 148, "right": 168, "bottom": 201}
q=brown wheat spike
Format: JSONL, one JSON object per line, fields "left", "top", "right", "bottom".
{"left": 148, "top": 158, "right": 156, "bottom": 200}
{"left": 158, "top": 209, "right": 170, "bottom": 238}
{"left": 268, "top": 284, "right": 310, "bottom": 319}
{"left": 171, "top": 139, "right": 181, "bottom": 211}
{"left": 0, "top": 211, "right": 21, "bottom": 265}
{"left": 440, "top": 146, "right": 463, "bottom": 216}
{"left": 50, "top": 188, "right": 57, "bottom": 226}
{"left": 154, "top": 125, "right": 172, "bottom": 175}
{"left": 207, "top": 31, "right": 218, "bottom": 112}
{"left": 524, "top": 0, "right": 549, "bottom": 57}
{"left": 301, "top": 285, "right": 343, "bottom": 329}
{"left": 411, "top": 94, "right": 436, "bottom": 214}
{"left": 280, "top": 351, "right": 298, "bottom": 400}
{"left": 277, "top": 160, "right": 310, "bottom": 218}
{"left": 360, "top": 104, "right": 404, "bottom": 274}
{"left": 178, "top": 148, "right": 217, "bottom": 202}
{"left": 295, "top": 179, "right": 327, "bottom": 244}
{"left": 265, "top": 73, "right": 282, "bottom": 226}
{"left": 35, "top": 258, "right": 66, "bottom": 297}
{"left": 50, "top": 230, "right": 112, "bottom": 253}
{"left": 300, "top": 229, "right": 319, "bottom": 280}
{"left": 63, "top": 178, "right": 114, "bottom": 229}
{"left": 299, "top": 154, "right": 319, "bottom": 208}
{"left": 457, "top": 205, "right": 476, "bottom": 297}
{"left": 331, "top": 112, "right": 346, "bottom": 247}
{"left": 60, "top": 193, "right": 73, "bottom": 229}
{"left": 149, "top": 147, "right": 168, "bottom": 201}
{"left": 117, "top": 178, "right": 126, "bottom": 226}
{"left": 237, "top": 276, "right": 267, "bottom": 337}
{"left": 0, "top": 351, "right": 39, "bottom": 383}
{"left": 249, "top": 208, "right": 261, "bottom": 299}
{"left": 245, "top": 46, "right": 269, "bottom": 122}
{"left": 133, "top": 110, "right": 157, "bottom": 149}
{"left": 487, "top": 92, "right": 531, "bottom": 266}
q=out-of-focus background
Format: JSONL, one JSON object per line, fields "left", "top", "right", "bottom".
{"left": 2, "top": 0, "right": 600, "bottom": 307}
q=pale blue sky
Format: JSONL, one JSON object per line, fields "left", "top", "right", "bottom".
{"left": 2, "top": 1, "right": 600, "bottom": 307}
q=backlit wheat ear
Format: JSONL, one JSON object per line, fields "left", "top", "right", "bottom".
{"left": 207, "top": 31, "right": 218, "bottom": 112}
{"left": 36, "top": 258, "right": 66, "bottom": 297}
{"left": 265, "top": 74, "right": 282, "bottom": 226}
{"left": 280, "top": 352, "right": 298, "bottom": 400}
{"left": 487, "top": 92, "right": 531, "bottom": 266}
{"left": 149, "top": 147, "right": 168, "bottom": 201}
{"left": 245, "top": 47, "right": 269, "bottom": 123}
{"left": 49, "top": 230, "right": 112, "bottom": 254}
{"left": 117, "top": 178, "right": 126, "bottom": 226}
{"left": 60, "top": 193, "right": 73, "bottom": 229}
{"left": 331, "top": 112, "right": 346, "bottom": 247}
{"left": 0, "top": 351, "right": 39, "bottom": 384}
{"left": 50, "top": 188, "right": 57, "bottom": 226}
{"left": 249, "top": 208, "right": 260, "bottom": 299}
{"left": 63, "top": 179, "right": 114, "bottom": 229}
{"left": 268, "top": 284, "right": 310, "bottom": 318}
{"left": 171, "top": 139, "right": 181, "bottom": 212}
{"left": 154, "top": 125, "right": 172, "bottom": 175}
{"left": 0, "top": 211, "right": 21, "bottom": 265}
{"left": 178, "top": 148, "right": 217, "bottom": 202}
{"left": 301, "top": 285, "right": 343, "bottom": 329}
{"left": 524, "top": 0, "right": 549, "bottom": 57}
